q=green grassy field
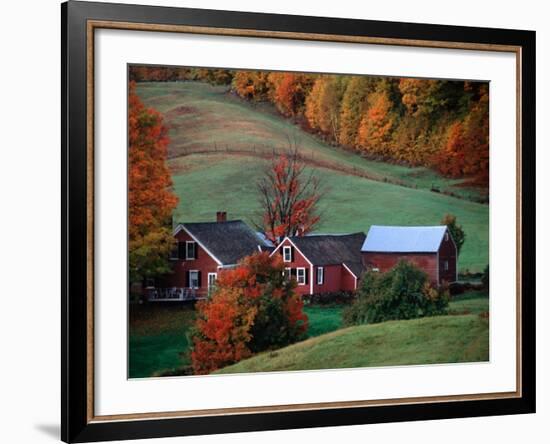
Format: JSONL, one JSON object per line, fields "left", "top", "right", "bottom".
{"left": 215, "top": 313, "right": 489, "bottom": 375}
{"left": 128, "top": 304, "right": 196, "bottom": 378}
{"left": 129, "top": 293, "right": 488, "bottom": 378}
{"left": 136, "top": 81, "right": 489, "bottom": 272}
{"left": 448, "top": 290, "right": 489, "bottom": 315}
{"left": 129, "top": 303, "right": 344, "bottom": 378}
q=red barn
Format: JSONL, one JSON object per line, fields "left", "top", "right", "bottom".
{"left": 361, "top": 225, "right": 457, "bottom": 285}
{"left": 149, "top": 212, "right": 273, "bottom": 301}
{"left": 269, "top": 233, "right": 366, "bottom": 296}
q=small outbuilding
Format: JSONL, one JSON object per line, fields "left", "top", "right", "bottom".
{"left": 361, "top": 225, "right": 457, "bottom": 285}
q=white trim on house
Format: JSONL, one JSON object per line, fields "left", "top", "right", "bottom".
{"left": 444, "top": 227, "right": 459, "bottom": 283}
{"left": 342, "top": 263, "right": 358, "bottom": 290}
{"left": 269, "top": 237, "right": 314, "bottom": 266}
{"left": 296, "top": 267, "right": 306, "bottom": 286}
{"left": 310, "top": 264, "right": 313, "bottom": 295}
{"left": 188, "top": 270, "right": 200, "bottom": 289}
{"left": 173, "top": 224, "right": 223, "bottom": 266}
{"left": 317, "top": 266, "right": 324, "bottom": 285}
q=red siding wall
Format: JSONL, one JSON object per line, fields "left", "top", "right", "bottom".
{"left": 275, "top": 239, "right": 312, "bottom": 296}
{"left": 312, "top": 264, "right": 342, "bottom": 294}
{"left": 272, "top": 240, "right": 359, "bottom": 295}
{"left": 341, "top": 266, "right": 357, "bottom": 291}
{"left": 438, "top": 231, "right": 458, "bottom": 283}
{"left": 159, "top": 229, "right": 219, "bottom": 297}
{"left": 362, "top": 252, "right": 439, "bottom": 284}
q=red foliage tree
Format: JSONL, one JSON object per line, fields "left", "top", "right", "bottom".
{"left": 256, "top": 149, "right": 323, "bottom": 245}
{"left": 434, "top": 121, "right": 467, "bottom": 178}
{"left": 268, "top": 72, "right": 314, "bottom": 117}
{"left": 191, "top": 252, "right": 308, "bottom": 374}
{"left": 128, "top": 81, "right": 178, "bottom": 282}
{"left": 433, "top": 85, "right": 489, "bottom": 185}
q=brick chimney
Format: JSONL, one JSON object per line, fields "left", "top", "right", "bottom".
{"left": 216, "top": 211, "right": 227, "bottom": 223}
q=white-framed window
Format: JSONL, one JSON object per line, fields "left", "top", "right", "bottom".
{"left": 207, "top": 272, "right": 217, "bottom": 293}
{"left": 445, "top": 232, "right": 449, "bottom": 241}
{"left": 283, "top": 245, "right": 292, "bottom": 262}
{"left": 317, "top": 266, "right": 324, "bottom": 285}
{"left": 296, "top": 267, "right": 306, "bottom": 285}
{"left": 186, "top": 241, "right": 196, "bottom": 260}
{"left": 189, "top": 270, "right": 199, "bottom": 289}
{"left": 444, "top": 260, "right": 449, "bottom": 271}
{"left": 284, "top": 267, "right": 292, "bottom": 280}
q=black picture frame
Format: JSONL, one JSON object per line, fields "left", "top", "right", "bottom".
{"left": 62, "top": 1, "right": 536, "bottom": 442}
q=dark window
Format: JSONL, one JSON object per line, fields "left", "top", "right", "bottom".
{"left": 177, "top": 242, "right": 186, "bottom": 259}
{"left": 170, "top": 243, "right": 179, "bottom": 259}
{"left": 186, "top": 241, "right": 196, "bottom": 260}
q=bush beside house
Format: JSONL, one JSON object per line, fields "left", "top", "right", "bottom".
{"left": 343, "top": 260, "right": 449, "bottom": 326}
{"left": 190, "top": 252, "right": 308, "bottom": 374}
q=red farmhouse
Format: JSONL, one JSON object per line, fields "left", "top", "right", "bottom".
{"left": 269, "top": 233, "right": 366, "bottom": 296}
{"left": 150, "top": 212, "right": 273, "bottom": 301}
{"left": 361, "top": 225, "right": 457, "bottom": 285}
{"left": 148, "top": 219, "right": 457, "bottom": 301}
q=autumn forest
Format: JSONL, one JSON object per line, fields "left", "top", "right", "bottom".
{"left": 130, "top": 66, "right": 489, "bottom": 187}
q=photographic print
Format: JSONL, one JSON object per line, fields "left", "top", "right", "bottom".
{"left": 128, "top": 65, "right": 490, "bottom": 379}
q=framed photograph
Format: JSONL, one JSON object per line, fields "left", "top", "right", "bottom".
{"left": 62, "top": 1, "right": 535, "bottom": 442}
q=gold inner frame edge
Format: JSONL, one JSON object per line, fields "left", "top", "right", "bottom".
{"left": 85, "top": 19, "right": 523, "bottom": 423}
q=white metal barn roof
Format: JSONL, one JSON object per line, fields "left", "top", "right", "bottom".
{"left": 361, "top": 225, "right": 448, "bottom": 253}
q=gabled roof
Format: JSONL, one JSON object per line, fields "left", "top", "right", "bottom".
{"left": 361, "top": 225, "right": 448, "bottom": 253}
{"left": 288, "top": 233, "right": 366, "bottom": 274}
{"left": 175, "top": 220, "right": 271, "bottom": 265}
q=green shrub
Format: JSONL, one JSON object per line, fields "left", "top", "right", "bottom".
{"left": 343, "top": 260, "right": 449, "bottom": 325}
{"left": 302, "top": 291, "right": 356, "bottom": 306}
{"left": 248, "top": 293, "right": 308, "bottom": 353}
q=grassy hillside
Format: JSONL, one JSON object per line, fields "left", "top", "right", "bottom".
{"left": 128, "top": 304, "right": 196, "bottom": 379}
{"left": 129, "top": 294, "right": 488, "bottom": 378}
{"left": 136, "top": 82, "right": 489, "bottom": 272}
{"left": 215, "top": 314, "right": 489, "bottom": 375}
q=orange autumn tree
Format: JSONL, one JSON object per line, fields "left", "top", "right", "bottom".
{"left": 232, "top": 70, "right": 271, "bottom": 101}
{"left": 128, "top": 81, "right": 178, "bottom": 282}
{"left": 191, "top": 252, "right": 308, "bottom": 374}
{"left": 256, "top": 148, "right": 323, "bottom": 245}
{"left": 356, "top": 90, "right": 395, "bottom": 156}
{"left": 267, "top": 72, "right": 314, "bottom": 117}
{"left": 433, "top": 84, "right": 489, "bottom": 185}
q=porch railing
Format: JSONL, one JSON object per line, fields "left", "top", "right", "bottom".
{"left": 146, "top": 287, "right": 205, "bottom": 302}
